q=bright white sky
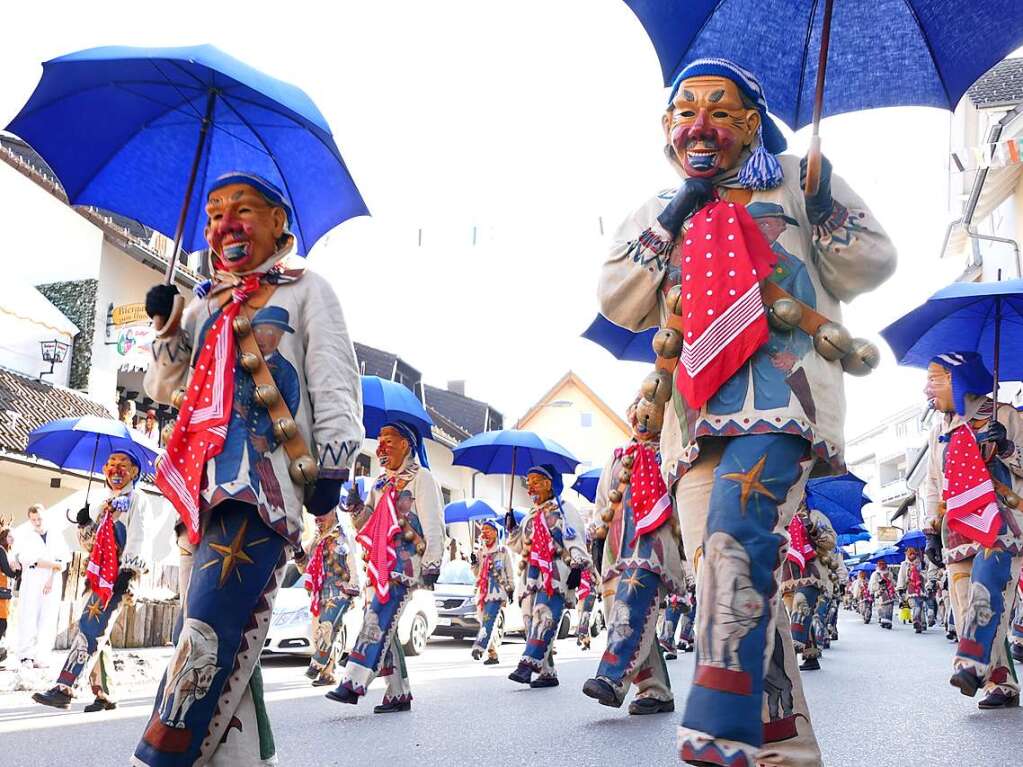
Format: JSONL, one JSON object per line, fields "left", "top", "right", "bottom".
{"left": 0, "top": 0, "right": 995, "bottom": 431}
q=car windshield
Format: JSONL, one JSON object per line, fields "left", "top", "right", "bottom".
{"left": 438, "top": 560, "right": 475, "bottom": 585}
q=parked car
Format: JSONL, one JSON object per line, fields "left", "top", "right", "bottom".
{"left": 264, "top": 564, "right": 440, "bottom": 658}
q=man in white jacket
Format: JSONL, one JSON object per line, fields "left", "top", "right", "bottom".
{"left": 14, "top": 504, "right": 68, "bottom": 668}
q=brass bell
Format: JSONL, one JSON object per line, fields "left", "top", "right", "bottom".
{"left": 666, "top": 285, "right": 685, "bottom": 316}
{"left": 272, "top": 417, "right": 298, "bottom": 442}
{"left": 601, "top": 510, "right": 615, "bottom": 524}
{"left": 171, "top": 387, "right": 187, "bottom": 409}
{"left": 518, "top": 559, "right": 527, "bottom": 572}
{"left": 635, "top": 398, "right": 665, "bottom": 435}
{"left": 640, "top": 369, "right": 673, "bottom": 405}
{"left": 239, "top": 351, "right": 261, "bottom": 372}
{"left": 841, "top": 338, "right": 881, "bottom": 376}
{"left": 232, "top": 315, "right": 251, "bottom": 337}
{"left": 652, "top": 328, "right": 683, "bottom": 359}
{"left": 813, "top": 321, "right": 853, "bottom": 361}
{"left": 1004, "top": 490, "right": 1021, "bottom": 509}
{"left": 254, "top": 383, "right": 281, "bottom": 408}
{"left": 621, "top": 453, "right": 635, "bottom": 469}
{"left": 767, "top": 298, "right": 804, "bottom": 332}
{"left": 404, "top": 530, "right": 416, "bottom": 542}
{"left": 608, "top": 489, "right": 623, "bottom": 504}
{"left": 160, "top": 422, "right": 176, "bottom": 445}
{"left": 593, "top": 526, "right": 608, "bottom": 541}
{"left": 619, "top": 469, "right": 632, "bottom": 484}
{"left": 415, "top": 543, "right": 425, "bottom": 555}
{"left": 524, "top": 536, "right": 533, "bottom": 547}
{"left": 289, "top": 454, "right": 319, "bottom": 484}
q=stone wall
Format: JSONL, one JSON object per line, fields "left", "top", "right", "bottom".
{"left": 36, "top": 279, "right": 98, "bottom": 391}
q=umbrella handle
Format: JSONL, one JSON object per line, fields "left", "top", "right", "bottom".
{"left": 803, "top": 135, "right": 822, "bottom": 196}
{"left": 152, "top": 294, "right": 185, "bottom": 337}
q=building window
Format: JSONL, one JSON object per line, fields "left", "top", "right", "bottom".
{"left": 580, "top": 412, "right": 593, "bottom": 428}
{"left": 354, "top": 454, "right": 372, "bottom": 477}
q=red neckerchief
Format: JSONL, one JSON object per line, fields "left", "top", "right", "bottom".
{"left": 86, "top": 510, "right": 119, "bottom": 608}
{"left": 306, "top": 534, "right": 328, "bottom": 617}
{"left": 356, "top": 480, "right": 402, "bottom": 604}
{"left": 672, "top": 197, "right": 776, "bottom": 409}
{"left": 476, "top": 551, "right": 492, "bottom": 612}
{"left": 156, "top": 274, "right": 262, "bottom": 544}
{"left": 907, "top": 561, "right": 923, "bottom": 596}
{"left": 943, "top": 424, "right": 1001, "bottom": 548}
{"left": 624, "top": 441, "right": 671, "bottom": 544}
{"left": 529, "top": 505, "right": 556, "bottom": 597}
{"left": 577, "top": 568, "right": 592, "bottom": 602}
{"left": 786, "top": 514, "right": 816, "bottom": 574}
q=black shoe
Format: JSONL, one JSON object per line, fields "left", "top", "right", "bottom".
{"left": 529, "top": 675, "right": 559, "bottom": 689}
{"left": 325, "top": 685, "right": 360, "bottom": 704}
{"left": 471, "top": 647, "right": 483, "bottom": 661}
{"left": 373, "top": 699, "right": 411, "bottom": 713}
{"left": 664, "top": 652, "right": 678, "bottom": 661}
{"left": 949, "top": 668, "right": 982, "bottom": 698}
{"left": 1012, "top": 645, "right": 1023, "bottom": 663}
{"left": 32, "top": 687, "right": 71, "bottom": 710}
{"left": 338, "top": 652, "right": 350, "bottom": 666}
{"left": 799, "top": 657, "right": 821, "bottom": 671}
{"left": 679, "top": 642, "right": 693, "bottom": 653}
{"left": 83, "top": 698, "right": 116, "bottom": 713}
{"left": 311, "top": 676, "right": 336, "bottom": 688}
{"left": 508, "top": 664, "right": 533, "bottom": 684}
{"left": 947, "top": 632, "right": 958, "bottom": 642}
{"left": 304, "top": 666, "right": 319, "bottom": 680}
{"left": 628, "top": 697, "right": 674, "bottom": 715}
{"left": 483, "top": 656, "right": 499, "bottom": 666}
{"left": 582, "top": 677, "right": 622, "bottom": 708}
{"left": 978, "top": 691, "right": 1020, "bottom": 709}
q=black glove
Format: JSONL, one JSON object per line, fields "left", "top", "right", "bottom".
{"left": 113, "top": 568, "right": 133, "bottom": 596}
{"left": 75, "top": 504, "right": 92, "bottom": 527}
{"left": 590, "top": 537, "right": 605, "bottom": 576}
{"left": 799, "top": 153, "right": 834, "bottom": 225}
{"left": 566, "top": 567, "right": 582, "bottom": 590}
{"left": 422, "top": 569, "right": 439, "bottom": 589}
{"left": 470, "top": 552, "right": 478, "bottom": 567}
{"left": 145, "top": 284, "right": 180, "bottom": 320}
{"left": 924, "top": 532, "right": 943, "bottom": 568}
{"left": 305, "top": 478, "right": 344, "bottom": 516}
{"left": 504, "top": 510, "right": 518, "bottom": 532}
{"left": 977, "top": 420, "right": 1014, "bottom": 458}
{"left": 656, "top": 178, "right": 714, "bottom": 237}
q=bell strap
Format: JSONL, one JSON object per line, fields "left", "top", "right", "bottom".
{"left": 760, "top": 280, "right": 831, "bottom": 339}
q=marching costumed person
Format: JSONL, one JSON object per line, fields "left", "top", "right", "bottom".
{"left": 471, "top": 518, "right": 515, "bottom": 664}
{"left": 781, "top": 503, "right": 836, "bottom": 671}
{"left": 135, "top": 172, "right": 364, "bottom": 766}
{"left": 582, "top": 397, "right": 685, "bottom": 716}
{"left": 575, "top": 561, "right": 600, "bottom": 651}
{"left": 897, "top": 546, "right": 928, "bottom": 633}
{"left": 922, "top": 353, "right": 1023, "bottom": 709}
{"left": 1010, "top": 573, "right": 1023, "bottom": 662}
{"left": 676, "top": 569, "right": 697, "bottom": 653}
{"left": 33, "top": 449, "right": 150, "bottom": 712}
{"left": 659, "top": 589, "right": 688, "bottom": 660}
{"left": 851, "top": 570, "right": 872, "bottom": 624}
{"left": 598, "top": 57, "right": 896, "bottom": 765}
{"left": 327, "top": 421, "right": 444, "bottom": 713}
{"left": 506, "top": 465, "right": 589, "bottom": 689}
{"left": 300, "top": 508, "right": 359, "bottom": 687}
{"left": 868, "top": 561, "right": 897, "bottom": 630}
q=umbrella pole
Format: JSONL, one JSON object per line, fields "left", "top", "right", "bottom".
{"left": 153, "top": 89, "right": 218, "bottom": 334}
{"left": 507, "top": 446, "right": 517, "bottom": 512}
{"left": 993, "top": 294, "right": 1002, "bottom": 421}
{"left": 803, "top": 0, "right": 835, "bottom": 195}
{"left": 84, "top": 433, "right": 101, "bottom": 508}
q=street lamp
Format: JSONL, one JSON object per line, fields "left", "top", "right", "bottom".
{"left": 39, "top": 338, "right": 70, "bottom": 381}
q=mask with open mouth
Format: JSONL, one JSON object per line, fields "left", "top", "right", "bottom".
{"left": 204, "top": 182, "right": 288, "bottom": 273}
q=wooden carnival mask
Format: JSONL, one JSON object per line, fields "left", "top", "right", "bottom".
{"left": 104, "top": 451, "right": 139, "bottom": 491}
{"left": 525, "top": 473, "right": 553, "bottom": 505}
{"left": 204, "top": 182, "right": 288, "bottom": 273}
{"left": 377, "top": 426, "right": 411, "bottom": 470}
{"left": 480, "top": 524, "right": 498, "bottom": 547}
{"left": 662, "top": 76, "right": 761, "bottom": 179}
{"left": 925, "top": 363, "right": 955, "bottom": 414}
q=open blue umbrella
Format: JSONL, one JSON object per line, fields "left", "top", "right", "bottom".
{"left": 582, "top": 314, "right": 656, "bottom": 363}
{"left": 896, "top": 529, "right": 927, "bottom": 552}
{"left": 837, "top": 527, "right": 871, "bottom": 547}
{"left": 444, "top": 498, "right": 503, "bottom": 525}
{"left": 804, "top": 473, "right": 869, "bottom": 535}
{"left": 849, "top": 561, "right": 876, "bottom": 579}
{"left": 361, "top": 375, "right": 433, "bottom": 441}
{"left": 572, "top": 468, "right": 602, "bottom": 503}
{"left": 868, "top": 545, "right": 904, "bottom": 565}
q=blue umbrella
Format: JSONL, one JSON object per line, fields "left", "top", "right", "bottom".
{"left": 896, "top": 529, "right": 927, "bottom": 552}
{"left": 572, "top": 468, "right": 602, "bottom": 503}
{"left": 804, "top": 473, "right": 869, "bottom": 535}
{"left": 849, "top": 562, "right": 876, "bottom": 579}
{"left": 6, "top": 44, "right": 367, "bottom": 292}
{"left": 361, "top": 376, "right": 433, "bottom": 441}
{"left": 837, "top": 528, "right": 871, "bottom": 547}
{"left": 444, "top": 499, "right": 503, "bottom": 525}
{"left": 582, "top": 314, "right": 656, "bottom": 363}
{"left": 868, "top": 545, "right": 905, "bottom": 565}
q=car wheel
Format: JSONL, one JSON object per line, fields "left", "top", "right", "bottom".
{"left": 556, "top": 611, "right": 571, "bottom": 640}
{"left": 404, "top": 612, "right": 429, "bottom": 656}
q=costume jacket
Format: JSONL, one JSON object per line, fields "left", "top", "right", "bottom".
{"left": 474, "top": 541, "right": 515, "bottom": 605}
{"left": 508, "top": 498, "right": 589, "bottom": 603}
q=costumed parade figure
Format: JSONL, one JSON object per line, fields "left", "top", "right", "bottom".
{"left": 471, "top": 519, "right": 515, "bottom": 664}
{"left": 597, "top": 57, "right": 895, "bottom": 766}
{"left": 923, "top": 353, "right": 1023, "bottom": 709}
{"left": 582, "top": 397, "right": 685, "bottom": 716}
{"left": 781, "top": 503, "right": 837, "bottom": 671}
{"left": 897, "top": 546, "right": 927, "bottom": 633}
{"left": 868, "top": 561, "right": 897, "bottom": 630}
{"left": 660, "top": 567, "right": 694, "bottom": 661}
{"left": 676, "top": 568, "right": 697, "bottom": 653}
{"left": 924, "top": 560, "right": 942, "bottom": 629}
{"left": 300, "top": 509, "right": 359, "bottom": 686}
{"left": 136, "top": 173, "right": 364, "bottom": 766}
{"left": 506, "top": 465, "right": 589, "bottom": 689}
{"left": 327, "top": 421, "right": 444, "bottom": 712}
{"left": 575, "top": 561, "right": 600, "bottom": 651}
{"left": 33, "top": 450, "right": 150, "bottom": 711}
{"left": 1010, "top": 573, "right": 1023, "bottom": 662}
{"left": 851, "top": 571, "right": 872, "bottom": 624}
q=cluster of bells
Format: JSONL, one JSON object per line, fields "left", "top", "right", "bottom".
{"left": 589, "top": 451, "right": 638, "bottom": 544}
{"left": 651, "top": 286, "right": 881, "bottom": 377}
{"left": 168, "top": 314, "right": 320, "bottom": 486}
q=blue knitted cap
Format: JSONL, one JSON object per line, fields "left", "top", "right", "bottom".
{"left": 930, "top": 352, "right": 994, "bottom": 416}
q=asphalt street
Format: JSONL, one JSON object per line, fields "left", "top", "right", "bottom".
{"left": 1, "top": 610, "right": 1020, "bottom": 766}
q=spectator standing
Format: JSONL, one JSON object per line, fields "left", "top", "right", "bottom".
{"left": 13, "top": 504, "right": 69, "bottom": 669}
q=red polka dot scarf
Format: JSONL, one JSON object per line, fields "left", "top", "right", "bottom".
{"left": 624, "top": 441, "right": 672, "bottom": 544}
{"left": 943, "top": 424, "right": 1002, "bottom": 548}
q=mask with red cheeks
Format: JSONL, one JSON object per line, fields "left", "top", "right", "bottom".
{"left": 204, "top": 183, "right": 287, "bottom": 273}
{"left": 480, "top": 526, "right": 497, "bottom": 548}
{"left": 525, "top": 473, "right": 553, "bottom": 505}
{"left": 104, "top": 452, "right": 139, "bottom": 491}
{"left": 662, "top": 76, "right": 760, "bottom": 178}
{"left": 376, "top": 426, "right": 411, "bottom": 470}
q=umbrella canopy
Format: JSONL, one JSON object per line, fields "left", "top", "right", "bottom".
{"left": 849, "top": 562, "right": 877, "bottom": 578}
{"left": 837, "top": 528, "right": 871, "bottom": 547}
{"left": 804, "top": 473, "right": 869, "bottom": 535}
{"left": 572, "top": 468, "right": 602, "bottom": 503}
{"left": 880, "top": 279, "right": 1023, "bottom": 380}
{"left": 868, "top": 545, "right": 905, "bottom": 565}
{"left": 452, "top": 429, "right": 580, "bottom": 477}
{"left": 444, "top": 498, "right": 503, "bottom": 525}
{"left": 361, "top": 376, "right": 434, "bottom": 441}
{"left": 27, "top": 415, "right": 158, "bottom": 474}
{"left": 896, "top": 529, "right": 927, "bottom": 551}
{"left": 622, "top": 1, "right": 1023, "bottom": 130}
{"left": 582, "top": 314, "right": 656, "bottom": 363}
{"left": 6, "top": 44, "right": 367, "bottom": 256}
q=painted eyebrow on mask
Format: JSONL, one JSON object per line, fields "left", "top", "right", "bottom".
{"left": 682, "top": 89, "right": 696, "bottom": 101}
{"left": 708, "top": 89, "right": 725, "bottom": 103}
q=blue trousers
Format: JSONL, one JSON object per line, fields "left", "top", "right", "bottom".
{"left": 309, "top": 595, "right": 352, "bottom": 681}
{"left": 597, "top": 567, "right": 668, "bottom": 701}
{"left": 341, "top": 580, "right": 413, "bottom": 703}
{"left": 473, "top": 599, "right": 503, "bottom": 655}
{"left": 660, "top": 600, "right": 684, "bottom": 651}
{"left": 517, "top": 590, "right": 565, "bottom": 676}
{"left": 56, "top": 588, "right": 127, "bottom": 699}
{"left": 789, "top": 584, "right": 820, "bottom": 660}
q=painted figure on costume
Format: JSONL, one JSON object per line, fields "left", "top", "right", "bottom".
{"left": 922, "top": 353, "right": 1023, "bottom": 710}
{"left": 868, "top": 561, "right": 897, "bottom": 629}
{"left": 505, "top": 465, "right": 590, "bottom": 689}
{"left": 327, "top": 421, "right": 444, "bottom": 713}
{"left": 471, "top": 519, "right": 515, "bottom": 664}
{"left": 582, "top": 396, "right": 685, "bottom": 716}
{"left": 299, "top": 508, "right": 360, "bottom": 686}
{"left": 659, "top": 560, "right": 696, "bottom": 659}
{"left": 897, "top": 546, "right": 928, "bottom": 633}
{"left": 598, "top": 57, "right": 896, "bottom": 766}
{"left": 136, "top": 172, "right": 364, "bottom": 766}
{"left": 781, "top": 503, "right": 837, "bottom": 670}
{"left": 33, "top": 449, "right": 151, "bottom": 712}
